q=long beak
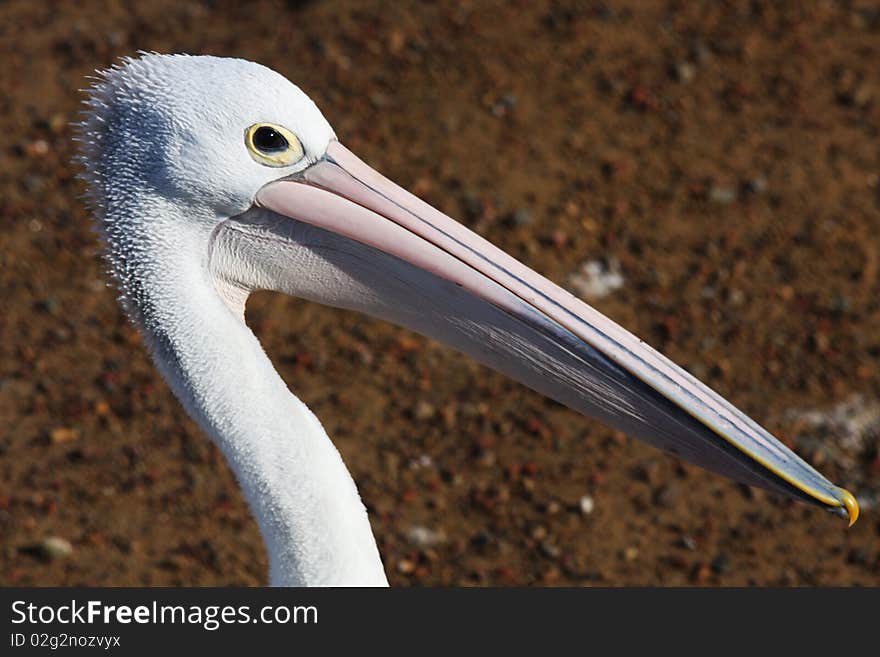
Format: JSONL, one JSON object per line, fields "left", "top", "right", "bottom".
{"left": 256, "top": 140, "right": 858, "bottom": 525}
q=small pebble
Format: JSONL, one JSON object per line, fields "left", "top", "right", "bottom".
{"left": 369, "top": 92, "right": 390, "bottom": 108}
{"left": 579, "top": 495, "right": 595, "bottom": 515}
{"left": 387, "top": 30, "right": 406, "bottom": 55}
{"left": 406, "top": 525, "right": 446, "bottom": 548}
{"left": 652, "top": 485, "right": 676, "bottom": 508}
{"left": 24, "top": 139, "right": 50, "bottom": 158}
{"left": 408, "top": 454, "right": 433, "bottom": 470}
{"left": 491, "top": 92, "right": 517, "bottom": 117}
{"left": 511, "top": 208, "right": 532, "bottom": 226}
{"left": 539, "top": 541, "right": 561, "bottom": 559}
{"left": 692, "top": 564, "right": 713, "bottom": 584}
{"left": 40, "top": 536, "right": 73, "bottom": 561}
{"left": 675, "top": 61, "right": 696, "bottom": 83}
{"left": 568, "top": 258, "right": 625, "bottom": 300}
{"left": 49, "top": 114, "right": 67, "bottom": 135}
{"left": 853, "top": 83, "right": 873, "bottom": 107}
{"left": 477, "top": 449, "right": 496, "bottom": 468}
{"left": 709, "top": 185, "right": 737, "bottom": 204}
{"left": 49, "top": 427, "right": 79, "bottom": 444}
{"left": 743, "top": 176, "right": 768, "bottom": 194}
{"left": 414, "top": 401, "right": 435, "bottom": 421}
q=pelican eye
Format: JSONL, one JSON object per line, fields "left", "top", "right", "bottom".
{"left": 253, "top": 126, "right": 288, "bottom": 152}
{"left": 245, "top": 123, "right": 304, "bottom": 167}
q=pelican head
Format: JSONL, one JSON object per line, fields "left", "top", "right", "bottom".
{"left": 79, "top": 55, "right": 334, "bottom": 249}
{"left": 77, "top": 53, "right": 855, "bottom": 584}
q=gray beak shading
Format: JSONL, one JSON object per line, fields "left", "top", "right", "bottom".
{"left": 254, "top": 140, "right": 859, "bottom": 526}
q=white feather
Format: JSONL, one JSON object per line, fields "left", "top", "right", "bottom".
{"left": 78, "top": 53, "right": 386, "bottom": 586}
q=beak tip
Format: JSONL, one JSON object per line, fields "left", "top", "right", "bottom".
{"left": 837, "top": 487, "right": 859, "bottom": 527}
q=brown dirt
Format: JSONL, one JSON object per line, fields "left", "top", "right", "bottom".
{"left": 1, "top": 0, "right": 878, "bottom": 586}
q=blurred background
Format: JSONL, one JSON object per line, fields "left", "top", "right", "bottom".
{"left": 1, "top": 0, "right": 878, "bottom": 586}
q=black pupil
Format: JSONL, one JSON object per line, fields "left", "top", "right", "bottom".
{"left": 253, "top": 127, "right": 288, "bottom": 153}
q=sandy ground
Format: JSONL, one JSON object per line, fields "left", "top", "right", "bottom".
{"left": 1, "top": 0, "right": 878, "bottom": 586}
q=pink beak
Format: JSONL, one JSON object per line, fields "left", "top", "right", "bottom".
{"left": 255, "top": 140, "right": 858, "bottom": 525}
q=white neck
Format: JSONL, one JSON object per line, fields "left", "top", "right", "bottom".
{"left": 115, "top": 201, "right": 387, "bottom": 586}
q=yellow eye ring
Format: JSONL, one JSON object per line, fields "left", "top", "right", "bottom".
{"left": 245, "top": 123, "right": 304, "bottom": 167}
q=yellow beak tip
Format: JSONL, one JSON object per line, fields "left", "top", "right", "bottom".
{"left": 838, "top": 488, "right": 859, "bottom": 527}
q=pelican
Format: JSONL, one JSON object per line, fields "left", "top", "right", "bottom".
{"left": 77, "top": 53, "right": 857, "bottom": 586}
